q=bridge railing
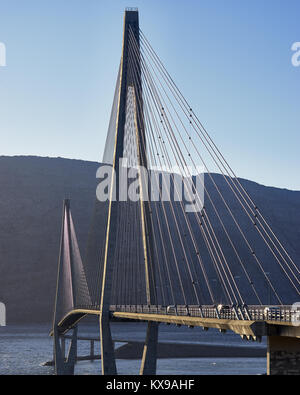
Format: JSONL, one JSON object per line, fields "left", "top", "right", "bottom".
{"left": 110, "top": 304, "right": 295, "bottom": 323}
{"left": 247, "top": 305, "right": 293, "bottom": 322}
{"left": 110, "top": 305, "right": 233, "bottom": 319}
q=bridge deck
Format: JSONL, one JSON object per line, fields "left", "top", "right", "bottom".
{"left": 52, "top": 305, "right": 300, "bottom": 339}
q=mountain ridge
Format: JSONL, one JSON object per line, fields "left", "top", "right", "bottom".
{"left": 0, "top": 155, "right": 299, "bottom": 323}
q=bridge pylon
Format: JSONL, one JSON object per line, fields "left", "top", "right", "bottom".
{"left": 52, "top": 199, "right": 79, "bottom": 375}
{"left": 99, "top": 8, "right": 158, "bottom": 375}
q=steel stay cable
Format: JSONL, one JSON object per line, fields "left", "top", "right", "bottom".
{"left": 128, "top": 39, "right": 188, "bottom": 305}
{"left": 127, "top": 45, "right": 170, "bottom": 306}
{"left": 139, "top": 30, "right": 300, "bottom": 283}
{"left": 127, "top": 38, "right": 221, "bottom": 304}
{"left": 129, "top": 31, "right": 240, "bottom": 305}
{"left": 128, "top": 35, "right": 215, "bottom": 305}
{"left": 136, "top": 43, "right": 265, "bottom": 304}
{"left": 137, "top": 32, "right": 286, "bottom": 306}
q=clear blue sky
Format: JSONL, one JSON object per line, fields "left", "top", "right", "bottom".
{"left": 0, "top": 0, "right": 299, "bottom": 190}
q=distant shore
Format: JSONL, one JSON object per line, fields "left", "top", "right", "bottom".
{"left": 44, "top": 340, "right": 266, "bottom": 366}
{"left": 115, "top": 341, "right": 266, "bottom": 360}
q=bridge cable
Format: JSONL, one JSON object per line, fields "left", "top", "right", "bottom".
{"left": 139, "top": 29, "right": 300, "bottom": 292}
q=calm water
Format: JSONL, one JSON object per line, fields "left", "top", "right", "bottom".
{"left": 0, "top": 323, "right": 267, "bottom": 375}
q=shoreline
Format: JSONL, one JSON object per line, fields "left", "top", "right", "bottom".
{"left": 43, "top": 341, "right": 266, "bottom": 366}
{"left": 115, "top": 341, "right": 266, "bottom": 360}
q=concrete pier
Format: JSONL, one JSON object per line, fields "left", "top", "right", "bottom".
{"left": 140, "top": 321, "right": 159, "bottom": 375}
{"left": 53, "top": 326, "right": 77, "bottom": 375}
{"left": 100, "top": 314, "right": 117, "bottom": 375}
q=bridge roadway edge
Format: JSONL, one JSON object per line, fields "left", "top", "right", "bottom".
{"left": 52, "top": 309, "right": 300, "bottom": 339}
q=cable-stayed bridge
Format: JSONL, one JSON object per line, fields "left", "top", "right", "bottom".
{"left": 51, "top": 9, "right": 300, "bottom": 376}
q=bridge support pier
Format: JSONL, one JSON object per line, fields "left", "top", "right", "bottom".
{"left": 140, "top": 321, "right": 159, "bottom": 375}
{"left": 53, "top": 326, "right": 77, "bottom": 375}
{"left": 267, "top": 336, "right": 300, "bottom": 375}
{"left": 100, "top": 314, "right": 117, "bottom": 375}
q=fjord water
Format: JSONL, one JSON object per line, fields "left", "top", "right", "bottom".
{"left": 0, "top": 323, "right": 266, "bottom": 375}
